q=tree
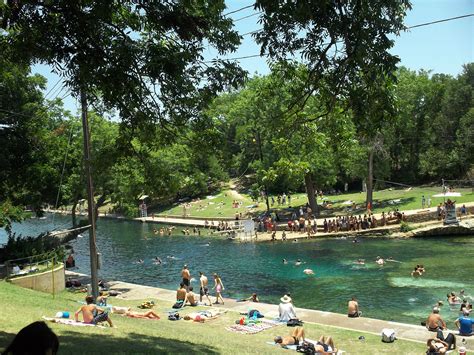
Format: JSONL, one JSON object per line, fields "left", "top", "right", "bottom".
{"left": 1, "top": 1, "right": 245, "bottom": 299}
{"left": 254, "top": 0, "right": 410, "bottom": 120}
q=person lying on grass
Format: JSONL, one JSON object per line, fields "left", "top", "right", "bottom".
{"left": 75, "top": 295, "right": 115, "bottom": 327}
{"left": 274, "top": 326, "right": 305, "bottom": 347}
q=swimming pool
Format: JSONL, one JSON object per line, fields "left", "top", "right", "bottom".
{"left": 3, "top": 214, "right": 473, "bottom": 325}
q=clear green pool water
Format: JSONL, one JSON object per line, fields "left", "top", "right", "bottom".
{"left": 3, "top": 214, "right": 473, "bottom": 325}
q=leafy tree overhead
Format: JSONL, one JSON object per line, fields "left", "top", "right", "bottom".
{"left": 254, "top": 0, "right": 411, "bottom": 120}
{"left": 0, "top": 1, "right": 246, "bottom": 137}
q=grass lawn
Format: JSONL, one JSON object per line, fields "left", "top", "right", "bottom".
{"left": 0, "top": 282, "right": 426, "bottom": 354}
{"left": 154, "top": 186, "right": 474, "bottom": 219}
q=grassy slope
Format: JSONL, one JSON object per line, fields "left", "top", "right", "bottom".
{"left": 0, "top": 282, "right": 425, "bottom": 354}
{"left": 155, "top": 187, "right": 474, "bottom": 218}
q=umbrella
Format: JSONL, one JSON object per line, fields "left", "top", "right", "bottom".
{"left": 432, "top": 192, "right": 461, "bottom": 197}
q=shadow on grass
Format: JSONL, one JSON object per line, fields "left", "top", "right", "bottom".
{"left": 58, "top": 329, "right": 219, "bottom": 354}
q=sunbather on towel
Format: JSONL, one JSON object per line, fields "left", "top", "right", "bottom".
{"left": 274, "top": 327, "right": 305, "bottom": 347}
{"left": 75, "top": 295, "right": 115, "bottom": 327}
{"left": 183, "top": 309, "right": 226, "bottom": 322}
{"left": 124, "top": 310, "right": 160, "bottom": 320}
{"left": 314, "top": 335, "right": 336, "bottom": 354}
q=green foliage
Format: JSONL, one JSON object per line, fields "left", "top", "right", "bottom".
{"left": 1, "top": 232, "right": 64, "bottom": 262}
{"left": 0, "top": 201, "right": 24, "bottom": 234}
{"left": 400, "top": 221, "right": 413, "bottom": 233}
{"left": 0, "top": 1, "right": 246, "bottom": 142}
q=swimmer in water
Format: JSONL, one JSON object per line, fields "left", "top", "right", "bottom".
{"left": 352, "top": 237, "right": 359, "bottom": 243}
{"left": 283, "top": 259, "right": 288, "bottom": 264}
{"left": 303, "top": 269, "right": 314, "bottom": 275}
{"left": 154, "top": 257, "right": 162, "bottom": 264}
{"left": 295, "top": 259, "right": 302, "bottom": 266}
{"left": 293, "top": 239, "right": 298, "bottom": 243}
{"left": 375, "top": 256, "right": 385, "bottom": 265}
{"left": 137, "top": 259, "right": 144, "bottom": 264}
{"left": 354, "top": 259, "right": 365, "bottom": 265}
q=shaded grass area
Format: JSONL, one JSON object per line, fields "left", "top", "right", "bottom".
{"left": 0, "top": 282, "right": 426, "bottom": 354}
{"left": 155, "top": 187, "right": 474, "bottom": 219}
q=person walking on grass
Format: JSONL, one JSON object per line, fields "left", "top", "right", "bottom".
{"left": 212, "top": 273, "right": 225, "bottom": 305}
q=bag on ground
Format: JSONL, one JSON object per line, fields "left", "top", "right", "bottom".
{"left": 381, "top": 328, "right": 396, "bottom": 343}
{"left": 296, "top": 341, "right": 316, "bottom": 354}
{"left": 287, "top": 318, "right": 304, "bottom": 327}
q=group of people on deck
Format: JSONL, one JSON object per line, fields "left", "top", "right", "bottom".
{"left": 174, "top": 265, "right": 225, "bottom": 308}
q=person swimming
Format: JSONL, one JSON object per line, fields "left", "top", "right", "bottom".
{"left": 303, "top": 269, "right": 314, "bottom": 275}
{"left": 137, "top": 259, "right": 144, "bottom": 264}
{"left": 354, "top": 259, "right": 365, "bottom": 265}
{"left": 283, "top": 259, "right": 288, "bottom": 264}
{"left": 153, "top": 257, "right": 162, "bottom": 264}
{"left": 375, "top": 256, "right": 385, "bottom": 265}
{"left": 295, "top": 259, "right": 302, "bottom": 266}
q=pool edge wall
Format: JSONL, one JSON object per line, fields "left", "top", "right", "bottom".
{"left": 8, "top": 263, "right": 65, "bottom": 294}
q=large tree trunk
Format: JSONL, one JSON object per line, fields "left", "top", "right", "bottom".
{"left": 304, "top": 173, "right": 318, "bottom": 216}
{"left": 366, "top": 148, "right": 374, "bottom": 209}
{"left": 71, "top": 199, "right": 78, "bottom": 227}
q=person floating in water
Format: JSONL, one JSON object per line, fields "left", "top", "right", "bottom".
{"left": 375, "top": 256, "right": 385, "bottom": 265}
{"left": 153, "top": 257, "right": 162, "bottom": 265}
{"left": 282, "top": 259, "right": 288, "bottom": 264}
{"left": 295, "top": 259, "right": 302, "bottom": 266}
{"left": 137, "top": 259, "right": 144, "bottom": 264}
{"left": 354, "top": 259, "right": 365, "bottom": 265}
{"left": 303, "top": 269, "right": 314, "bottom": 275}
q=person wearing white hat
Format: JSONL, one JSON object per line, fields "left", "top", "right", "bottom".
{"left": 279, "top": 294, "right": 297, "bottom": 322}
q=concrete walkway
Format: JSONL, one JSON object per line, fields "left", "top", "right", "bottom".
{"left": 66, "top": 271, "right": 473, "bottom": 351}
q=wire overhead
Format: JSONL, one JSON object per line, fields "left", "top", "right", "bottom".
{"left": 223, "top": 4, "right": 254, "bottom": 17}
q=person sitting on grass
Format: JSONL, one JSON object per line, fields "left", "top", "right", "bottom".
{"left": 315, "top": 335, "right": 336, "bottom": 354}
{"left": 279, "top": 294, "right": 297, "bottom": 322}
{"left": 174, "top": 282, "right": 187, "bottom": 308}
{"left": 184, "top": 286, "right": 198, "bottom": 307}
{"left": 274, "top": 327, "right": 305, "bottom": 347}
{"left": 75, "top": 295, "right": 115, "bottom": 327}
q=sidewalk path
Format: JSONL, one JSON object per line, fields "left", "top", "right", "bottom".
{"left": 66, "top": 271, "right": 473, "bottom": 351}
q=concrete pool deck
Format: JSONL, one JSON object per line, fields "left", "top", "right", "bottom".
{"left": 66, "top": 271, "right": 473, "bottom": 351}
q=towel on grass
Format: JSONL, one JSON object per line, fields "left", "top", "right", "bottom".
{"left": 226, "top": 319, "right": 283, "bottom": 334}
{"left": 42, "top": 316, "right": 106, "bottom": 328}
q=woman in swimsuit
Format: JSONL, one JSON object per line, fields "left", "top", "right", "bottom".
{"left": 213, "top": 273, "right": 225, "bottom": 305}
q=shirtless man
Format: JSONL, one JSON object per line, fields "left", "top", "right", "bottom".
{"left": 199, "top": 272, "right": 212, "bottom": 305}
{"left": 181, "top": 265, "right": 191, "bottom": 291}
{"left": 348, "top": 297, "right": 361, "bottom": 318}
{"left": 175, "top": 282, "right": 187, "bottom": 308}
{"left": 75, "top": 295, "right": 114, "bottom": 327}
{"left": 426, "top": 307, "right": 446, "bottom": 332}
{"left": 274, "top": 327, "right": 305, "bottom": 347}
{"left": 185, "top": 286, "right": 198, "bottom": 306}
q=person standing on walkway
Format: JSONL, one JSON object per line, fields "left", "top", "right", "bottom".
{"left": 212, "top": 273, "right": 225, "bottom": 305}
{"left": 181, "top": 265, "right": 191, "bottom": 291}
{"left": 199, "top": 272, "right": 212, "bottom": 305}
{"left": 422, "top": 195, "right": 426, "bottom": 209}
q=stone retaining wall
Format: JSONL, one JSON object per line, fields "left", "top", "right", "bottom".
{"left": 9, "top": 263, "right": 65, "bottom": 294}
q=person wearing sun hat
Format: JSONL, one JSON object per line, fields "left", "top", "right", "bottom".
{"left": 279, "top": 294, "right": 297, "bottom": 322}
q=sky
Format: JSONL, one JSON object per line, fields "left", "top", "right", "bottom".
{"left": 33, "top": 0, "right": 473, "bottom": 113}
